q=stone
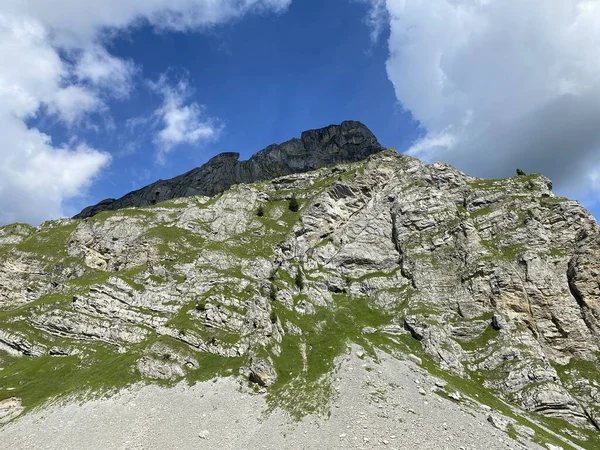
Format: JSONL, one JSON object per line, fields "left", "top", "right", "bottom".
{"left": 448, "top": 392, "right": 462, "bottom": 402}
{"left": 248, "top": 357, "right": 277, "bottom": 387}
{"left": 486, "top": 414, "right": 510, "bottom": 432}
{"left": 198, "top": 430, "right": 210, "bottom": 440}
{"left": 408, "top": 354, "right": 422, "bottom": 366}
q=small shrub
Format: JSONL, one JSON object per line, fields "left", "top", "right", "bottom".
{"left": 270, "top": 311, "right": 278, "bottom": 324}
{"left": 288, "top": 196, "right": 299, "bottom": 212}
{"left": 257, "top": 205, "right": 265, "bottom": 217}
{"left": 269, "top": 283, "right": 277, "bottom": 302}
{"left": 516, "top": 168, "right": 526, "bottom": 176}
{"left": 195, "top": 302, "right": 207, "bottom": 312}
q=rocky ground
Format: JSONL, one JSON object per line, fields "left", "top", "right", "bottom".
{"left": 0, "top": 347, "right": 550, "bottom": 450}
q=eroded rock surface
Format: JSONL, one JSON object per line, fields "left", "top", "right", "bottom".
{"left": 74, "top": 120, "right": 384, "bottom": 218}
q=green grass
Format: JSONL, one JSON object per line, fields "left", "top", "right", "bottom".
{"left": 456, "top": 324, "right": 499, "bottom": 351}
{"left": 538, "top": 196, "right": 569, "bottom": 205}
{"left": 16, "top": 221, "right": 78, "bottom": 258}
{"left": 0, "top": 334, "right": 246, "bottom": 414}
{"left": 266, "top": 294, "right": 392, "bottom": 418}
{"left": 470, "top": 206, "right": 493, "bottom": 218}
{"left": 87, "top": 208, "right": 153, "bottom": 222}
{"left": 480, "top": 239, "right": 526, "bottom": 261}
{"left": 468, "top": 174, "right": 545, "bottom": 192}
{"left": 0, "top": 343, "right": 143, "bottom": 411}
{"left": 144, "top": 224, "right": 205, "bottom": 263}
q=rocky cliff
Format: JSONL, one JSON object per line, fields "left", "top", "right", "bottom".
{"left": 74, "top": 120, "right": 384, "bottom": 218}
{"left": 1, "top": 132, "right": 599, "bottom": 448}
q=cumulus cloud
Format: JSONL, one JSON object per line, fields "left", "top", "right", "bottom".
{"left": 372, "top": 0, "right": 600, "bottom": 201}
{"left": 150, "top": 75, "right": 222, "bottom": 162}
{"left": 74, "top": 46, "right": 137, "bottom": 98}
{"left": 0, "top": 0, "right": 291, "bottom": 224}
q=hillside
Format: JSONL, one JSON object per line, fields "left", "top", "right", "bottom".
{"left": 0, "top": 136, "right": 599, "bottom": 449}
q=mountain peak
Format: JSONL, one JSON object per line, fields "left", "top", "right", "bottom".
{"left": 74, "top": 121, "right": 383, "bottom": 219}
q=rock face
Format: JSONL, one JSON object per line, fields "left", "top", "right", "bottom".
{"left": 1, "top": 129, "right": 600, "bottom": 447}
{"left": 74, "top": 121, "right": 384, "bottom": 218}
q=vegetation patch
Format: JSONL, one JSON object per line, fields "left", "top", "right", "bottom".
{"left": 16, "top": 221, "right": 78, "bottom": 258}
{"left": 266, "top": 295, "right": 392, "bottom": 419}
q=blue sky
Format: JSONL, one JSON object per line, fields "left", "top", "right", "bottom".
{"left": 65, "top": 0, "right": 418, "bottom": 211}
{"left": 1, "top": 0, "right": 600, "bottom": 224}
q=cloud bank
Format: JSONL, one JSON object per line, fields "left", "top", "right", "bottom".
{"left": 0, "top": 0, "right": 291, "bottom": 224}
{"left": 370, "top": 0, "right": 600, "bottom": 202}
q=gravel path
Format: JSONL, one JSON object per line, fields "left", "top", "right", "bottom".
{"left": 0, "top": 347, "right": 543, "bottom": 450}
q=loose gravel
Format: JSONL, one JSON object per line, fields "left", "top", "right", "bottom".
{"left": 0, "top": 347, "right": 543, "bottom": 450}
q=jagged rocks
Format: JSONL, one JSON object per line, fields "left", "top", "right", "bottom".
{"left": 0, "top": 330, "right": 46, "bottom": 357}
{"left": 74, "top": 121, "right": 384, "bottom": 218}
{"left": 247, "top": 357, "right": 277, "bottom": 387}
{"left": 487, "top": 413, "right": 511, "bottom": 431}
{"left": 137, "top": 343, "right": 199, "bottom": 380}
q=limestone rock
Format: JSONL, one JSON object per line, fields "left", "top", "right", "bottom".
{"left": 0, "top": 398, "right": 24, "bottom": 424}
{"left": 487, "top": 414, "right": 511, "bottom": 432}
{"left": 248, "top": 357, "right": 277, "bottom": 387}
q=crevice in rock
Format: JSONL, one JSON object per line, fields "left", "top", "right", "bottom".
{"left": 567, "top": 260, "right": 588, "bottom": 310}
{"left": 391, "top": 210, "right": 417, "bottom": 289}
{"left": 567, "top": 259, "right": 597, "bottom": 335}
{"left": 583, "top": 406, "right": 600, "bottom": 433}
{"left": 403, "top": 317, "right": 424, "bottom": 341}
{"left": 549, "top": 313, "right": 569, "bottom": 338}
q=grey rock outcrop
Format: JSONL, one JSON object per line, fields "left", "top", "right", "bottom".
{"left": 74, "top": 121, "right": 384, "bottom": 218}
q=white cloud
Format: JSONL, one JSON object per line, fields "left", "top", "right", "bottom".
{"left": 407, "top": 131, "right": 457, "bottom": 160}
{"left": 360, "top": 0, "right": 388, "bottom": 43}
{"left": 373, "top": 0, "right": 600, "bottom": 201}
{"left": 8, "top": 0, "right": 292, "bottom": 43}
{"left": 0, "top": 0, "right": 291, "bottom": 224}
{"left": 74, "top": 46, "right": 137, "bottom": 98}
{"left": 0, "top": 114, "right": 111, "bottom": 225}
{"left": 49, "top": 86, "right": 104, "bottom": 125}
{"left": 150, "top": 75, "right": 223, "bottom": 162}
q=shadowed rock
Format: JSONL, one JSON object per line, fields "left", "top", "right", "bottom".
{"left": 74, "top": 120, "right": 384, "bottom": 218}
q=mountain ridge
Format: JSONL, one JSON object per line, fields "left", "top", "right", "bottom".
{"left": 74, "top": 120, "right": 384, "bottom": 218}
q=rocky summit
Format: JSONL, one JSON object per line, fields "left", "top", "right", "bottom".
{"left": 74, "top": 120, "right": 384, "bottom": 218}
{"left": 0, "top": 123, "right": 599, "bottom": 449}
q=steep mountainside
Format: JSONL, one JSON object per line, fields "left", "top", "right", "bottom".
{"left": 0, "top": 145, "right": 599, "bottom": 448}
{"left": 74, "top": 121, "right": 383, "bottom": 218}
